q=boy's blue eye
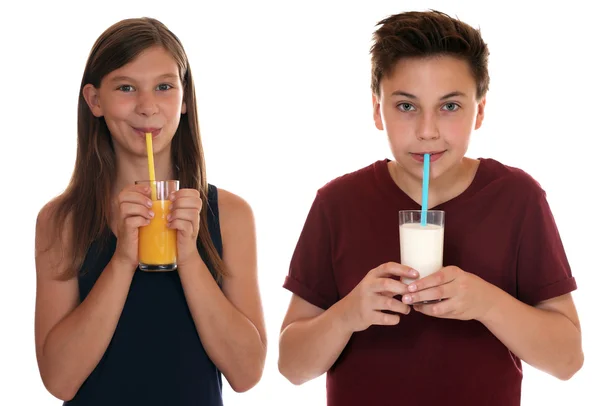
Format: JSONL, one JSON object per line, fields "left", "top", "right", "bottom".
{"left": 118, "top": 85, "right": 134, "bottom": 92}
{"left": 157, "top": 84, "right": 173, "bottom": 91}
{"left": 442, "top": 103, "right": 459, "bottom": 111}
{"left": 398, "top": 103, "right": 415, "bottom": 112}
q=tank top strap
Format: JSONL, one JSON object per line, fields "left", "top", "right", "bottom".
{"left": 206, "top": 183, "right": 223, "bottom": 257}
{"left": 197, "top": 183, "right": 223, "bottom": 284}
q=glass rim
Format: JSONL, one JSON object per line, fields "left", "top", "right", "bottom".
{"left": 134, "top": 179, "right": 179, "bottom": 184}
{"left": 398, "top": 209, "right": 444, "bottom": 214}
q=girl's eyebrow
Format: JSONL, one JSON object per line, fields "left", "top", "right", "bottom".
{"left": 109, "top": 73, "right": 179, "bottom": 83}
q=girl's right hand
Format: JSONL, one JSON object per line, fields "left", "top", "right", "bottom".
{"left": 112, "top": 184, "right": 154, "bottom": 270}
{"left": 339, "top": 262, "right": 418, "bottom": 332}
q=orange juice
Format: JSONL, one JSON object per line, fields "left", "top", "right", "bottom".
{"left": 138, "top": 200, "right": 177, "bottom": 271}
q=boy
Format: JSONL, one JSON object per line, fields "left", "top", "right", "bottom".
{"left": 278, "top": 10, "right": 583, "bottom": 406}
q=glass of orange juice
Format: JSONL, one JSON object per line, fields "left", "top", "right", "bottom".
{"left": 135, "top": 180, "right": 179, "bottom": 271}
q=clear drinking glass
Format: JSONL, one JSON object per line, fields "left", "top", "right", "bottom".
{"left": 399, "top": 210, "right": 445, "bottom": 286}
{"left": 135, "top": 180, "right": 179, "bottom": 271}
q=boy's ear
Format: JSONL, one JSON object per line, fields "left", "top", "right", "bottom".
{"left": 474, "top": 96, "right": 486, "bottom": 130}
{"left": 372, "top": 94, "right": 383, "bottom": 131}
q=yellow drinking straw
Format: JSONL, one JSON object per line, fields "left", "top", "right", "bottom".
{"left": 145, "top": 133, "right": 158, "bottom": 200}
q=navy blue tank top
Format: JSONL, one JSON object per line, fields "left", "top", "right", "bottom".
{"left": 66, "top": 184, "right": 223, "bottom": 406}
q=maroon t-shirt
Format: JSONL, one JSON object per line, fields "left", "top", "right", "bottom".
{"left": 283, "top": 158, "right": 576, "bottom": 406}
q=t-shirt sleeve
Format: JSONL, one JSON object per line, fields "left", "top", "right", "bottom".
{"left": 283, "top": 191, "right": 339, "bottom": 310}
{"left": 516, "top": 188, "right": 577, "bottom": 306}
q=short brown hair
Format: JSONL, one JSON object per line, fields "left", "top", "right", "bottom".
{"left": 370, "top": 10, "right": 489, "bottom": 100}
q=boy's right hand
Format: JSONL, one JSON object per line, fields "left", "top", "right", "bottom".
{"left": 340, "top": 262, "right": 417, "bottom": 332}
{"left": 112, "top": 184, "right": 154, "bottom": 270}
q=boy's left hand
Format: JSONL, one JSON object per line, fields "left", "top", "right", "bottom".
{"left": 401, "top": 266, "right": 499, "bottom": 321}
{"left": 167, "top": 188, "right": 202, "bottom": 266}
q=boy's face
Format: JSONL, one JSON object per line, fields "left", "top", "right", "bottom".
{"left": 373, "top": 56, "right": 485, "bottom": 181}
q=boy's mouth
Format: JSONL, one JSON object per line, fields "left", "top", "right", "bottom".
{"left": 410, "top": 151, "right": 446, "bottom": 163}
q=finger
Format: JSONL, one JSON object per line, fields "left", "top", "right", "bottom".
{"left": 374, "top": 262, "right": 419, "bottom": 280}
{"left": 167, "top": 219, "right": 195, "bottom": 238}
{"left": 120, "top": 202, "right": 154, "bottom": 220}
{"left": 372, "top": 277, "right": 409, "bottom": 296}
{"left": 123, "top": 215, "right": 151, "bottom": 231}
{"left": 414, "top": 298, "right": 454, "bottom": 318}
{"left": 407, "top": 266, "right": 456, "bottom": 293}
{"left": 119, "top": 189, "right": 153, "bottom": 208}
{"left": 375, "top": 295, "right": 411, "bottom": 315}
{"left": 169, "top": 196, "right": 202, "bottom": 211}
{"left": 167, "top": 208, "right": 200, "bottom": 224}
{"left": 169, "top": 188, "right": 200, "bottom": 201}
{"left": 402, "top": 283, "right": 452, "bottom": 305}
{"left": 126, "top": 183, "right": 153, "bottom": 197}
{"left": 371, "top": 310, "right": 401, "bottom": 326}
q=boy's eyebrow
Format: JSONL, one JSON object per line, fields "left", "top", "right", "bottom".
{"left": 391, "top": 91, "right": 418, "bottom": 99}
{"left": 439, "top": 91, "right": 466, "bottom": 100}
{"left": 391, "top": 90, "right": 467, "bottom": 100}
{"left": 110, "top": 73, "right": 179, "bottom": 82}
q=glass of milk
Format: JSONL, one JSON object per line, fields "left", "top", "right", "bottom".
{"left": 399, "top": 210, "right": 445, "bottom": 290}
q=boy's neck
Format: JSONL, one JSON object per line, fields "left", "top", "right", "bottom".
{"left": 388, "top": 158, "right": 480, "bottom": 208}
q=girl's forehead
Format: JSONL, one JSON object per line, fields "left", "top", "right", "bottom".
{"left": 104, "top": 47, "right": 181, "bottom": 81}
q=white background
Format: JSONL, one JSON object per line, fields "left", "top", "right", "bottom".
{"left": 1, "top": 0, "right": 598, "bottom": 404}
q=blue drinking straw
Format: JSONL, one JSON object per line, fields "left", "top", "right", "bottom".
{"left": 421, "top": 153, "right": 430, "bottom": 226}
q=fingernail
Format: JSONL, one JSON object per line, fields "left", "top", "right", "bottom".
{"left": 403, "top": 295, "right": 413, "bottom": 304}
{"left": 146, "top": 200, "right": 153, "bottom": 207}
{"left": 167, "top": 214, "right": 172, "bottom": 221}
{"left": 409, "top": 284, "right": 417, "bottom": 292}
{"left": 411, "top": 269, "right": 418, "bottom": 277}
{"left": 149, "top": 211, "right": 154, "bottom": 218}
{"left": 169, "top": 193, "right": 175, "bottom": 201}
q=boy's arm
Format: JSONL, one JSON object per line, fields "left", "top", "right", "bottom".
{"left": 278, "top": 294, "right": 353, "bottom": 385}
{"left": 279, "top": 263, "right": 413, "bottom": 385}
{"left": 479, "top": 289, "right": 583, "bottom": 380}
{"left": 403, "top": 267, "right": 583, "bottom": 381}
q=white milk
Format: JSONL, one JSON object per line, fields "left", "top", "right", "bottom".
{"left": 399, "top": 223, "right": 444, "bottom": 284}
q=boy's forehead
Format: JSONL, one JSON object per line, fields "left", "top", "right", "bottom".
{"left": 381, "top": 56, "right": 477, "bottom": 97}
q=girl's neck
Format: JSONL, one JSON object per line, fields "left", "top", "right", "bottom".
{"left": 112, "top": 146, "right": 176, "bottom": 198}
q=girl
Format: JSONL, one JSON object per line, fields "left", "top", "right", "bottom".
{"left": 34, "top": 17, "right": 266, "bottom": 405}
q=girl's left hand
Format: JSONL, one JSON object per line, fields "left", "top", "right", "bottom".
{"left": 167, "top": 188, "right": 202, "bottom": 266}
{"left": 401, "top": 265, "right": 500, "bottom": 321}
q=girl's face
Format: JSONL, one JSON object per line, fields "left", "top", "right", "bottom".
{"left": 84, "top": 45, "right": 186, "bottom": 159}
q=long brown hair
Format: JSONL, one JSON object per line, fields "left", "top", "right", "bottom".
{"left": 50, "top": 17, "right": 225, "bottom": 281}
{"left": 370, "top": 10, "right": 490, "bottom": 100}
